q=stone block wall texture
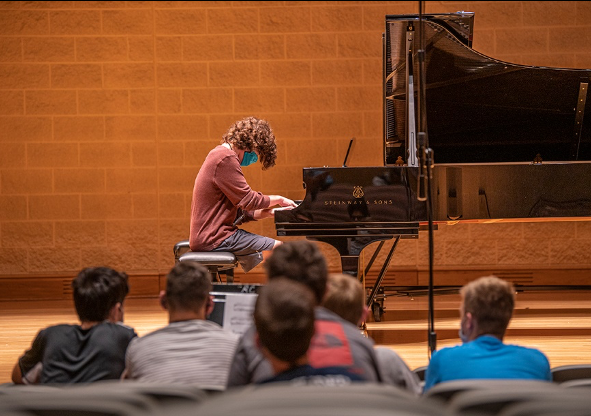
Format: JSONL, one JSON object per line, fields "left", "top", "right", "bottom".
{"left": 1, "top": 1, "right": 591, "bottom": 278}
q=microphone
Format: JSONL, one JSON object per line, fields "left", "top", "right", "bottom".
{"left": 417, "top": 133, "right": 427, "bottom": 201}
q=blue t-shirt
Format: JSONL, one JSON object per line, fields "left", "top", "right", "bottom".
{"left": 424, "top": 335, "right": 551, "bottom": 391}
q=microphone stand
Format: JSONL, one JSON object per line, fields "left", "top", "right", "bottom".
{"left": 415, "top": 0, "right": 437, "bottom": 357}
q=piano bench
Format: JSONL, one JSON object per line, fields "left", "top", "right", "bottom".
{"left": 173, "top": 240, "right": 191, "bottom": 263}
{"left": 177, "top": 249, "right": 238, "bottom": 284}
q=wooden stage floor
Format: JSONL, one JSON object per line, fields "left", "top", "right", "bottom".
{"left": 1, "top": 290, "right": 590, "bottom": 384}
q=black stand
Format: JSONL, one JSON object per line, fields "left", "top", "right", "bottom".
{"left": 416, "top": 1, "right": 437, "bottom": 356}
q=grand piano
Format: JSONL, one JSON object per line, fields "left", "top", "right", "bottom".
{"left": 275, "top": 12, "right": 591, "bottom": 317}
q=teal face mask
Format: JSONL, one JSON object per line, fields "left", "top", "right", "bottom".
{"left": 240, "top": 151, "right": 258, "bottom": 167}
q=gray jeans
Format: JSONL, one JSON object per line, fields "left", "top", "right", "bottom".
{"left": 213, "top": 229, "right": 275, "bottom": 272}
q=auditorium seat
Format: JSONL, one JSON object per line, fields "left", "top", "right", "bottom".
{"left": 0, "top": 382, "right": 215, "bottom": 415}
{"left": 180, "top": 383, "right": 452, "bottom": 416}
{"left": 447, "top": 388, "right": 557, "bottom": 415}
{"left": 76, "top": 380, "right": 209, "bottom": 407}
{"left": 448, "top": 384, "right": 590, "bottom": 416}
{"left": 560, "top": 378, "right": 591, "bottom": 388}
{"left": 0, "top": 411, "right": 35, "bottom": 416}
{"left": 0, "top": 384, "right": 61, "bottom": 394}
{"left": 551, "top": 364, "right": 591, "bottom": 383}
{"left": 497, "top": 393, "right": 591, "bottom": 416}
{"left": 0, "top": 391, "right": 152, "bottom": 416}
{"left": 413, "top": 365, "right": 427, "bottom": 381}
{"left": 423, "top": 379, "right": 555, "bottom": 404}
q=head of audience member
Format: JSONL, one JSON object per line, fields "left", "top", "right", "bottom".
{"left": 459, "top": 275, "right": 515, "bottom": 343}
{"left": 160, "top": 262, "right": 214, "bottom": 323}
{"left": 222, "top": 116, "right": 277, "bottom": 170}
{"left": 72, "top": 267, "right": 129, "bottom": 324}
{"left": 263, "top": 240, "right": 328, "bottom": 305}
{"left": 254, "top": 278, "right": 316, "bottom": 373}
{"left": 322, "top": 273, "right": 368, "bottom": 326}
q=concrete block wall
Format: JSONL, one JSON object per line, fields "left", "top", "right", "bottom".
{"left": 1, "top": 1, "right": 590, "bottom": 280}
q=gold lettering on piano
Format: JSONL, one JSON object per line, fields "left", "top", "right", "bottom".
{"left": 316, "top": 185, "right": 394, "bottom": 205}
{"left": 324, "top": 199, "right": 393, "bottom": 205}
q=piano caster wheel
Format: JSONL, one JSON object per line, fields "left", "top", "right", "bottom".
{"left": 372, "top": 302, "right": 383, "bottom": 322}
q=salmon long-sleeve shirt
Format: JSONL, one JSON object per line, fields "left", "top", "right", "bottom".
{"left": 190, "top": 145, "right": 270, "bottom": 252}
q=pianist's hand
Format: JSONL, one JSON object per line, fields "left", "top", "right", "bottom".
{"left": 268, "top": 195, "right": 298, "bottom": 208}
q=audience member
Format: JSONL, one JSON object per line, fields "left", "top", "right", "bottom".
{"left": 423, "top": 275, "right": 552, "bottom": 391}
{"left": 12, "top": 267, "right": 136, "bottom": 384}
{"left": 123, "top": 262, "right": 238, "bottom": 389}
{"left": 255, "top": 278, "right": 363, "bottom": 385}
{"left": 227, "top": 240, "right": 383, "bottom": 387}
{"left": 323, "top": 273, "right": 422, "bottom": 394}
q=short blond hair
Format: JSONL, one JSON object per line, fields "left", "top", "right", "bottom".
{"left": 322, "top": 273, "right": 364, "bottom": 325}
{"left": 460, "top": 275, "right": 515, "bottom": 338}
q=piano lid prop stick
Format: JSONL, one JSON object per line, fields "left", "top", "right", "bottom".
{"left": 406, "top": 23, "right": 418, "bottom": 168}
{"left": 342, "top": 138, "right": 354, "bottom": 167}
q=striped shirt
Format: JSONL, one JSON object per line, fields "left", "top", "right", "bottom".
{"left": 124, "top": 319, "right": 239, "bottom": 389}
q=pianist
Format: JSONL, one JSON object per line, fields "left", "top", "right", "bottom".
{"left": 189, "top": 116, "right": 297, "bottom": 272}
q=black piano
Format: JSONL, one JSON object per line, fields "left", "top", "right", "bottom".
{"left": 275, "top": 12, "right": 591, "bottom": 316}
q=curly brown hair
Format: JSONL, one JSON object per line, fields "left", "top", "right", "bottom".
{"left": 221, "top": 116, "right": 277, "bottom": 169}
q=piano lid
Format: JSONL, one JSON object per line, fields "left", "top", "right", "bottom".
{"left": 384, "top": 12, "right": 591, "bottom": 165}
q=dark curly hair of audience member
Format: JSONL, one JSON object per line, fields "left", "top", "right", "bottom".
{"left": 72, "top": 267, "right": 129, "bottom": 322}
{"left": 263, "top": 240, "right": 328, "bottom": 304}
{"left": 221, "top": 116, "right": 277, "bottom": 170}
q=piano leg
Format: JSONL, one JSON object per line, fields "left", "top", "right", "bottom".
{"left": 340, "top": 255, "right": 361, "bottom": 277}
{"left": 365, "top": 236, "right": 400, "bottom": 322}
{"left": 363, "top": 241, "right": 386, "bottom": 279}
{"left": 313, "top": 235, "right": 401, "bottom": 323}
{"left": 314, "top": 236, "right": 394, "bottom": 280}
